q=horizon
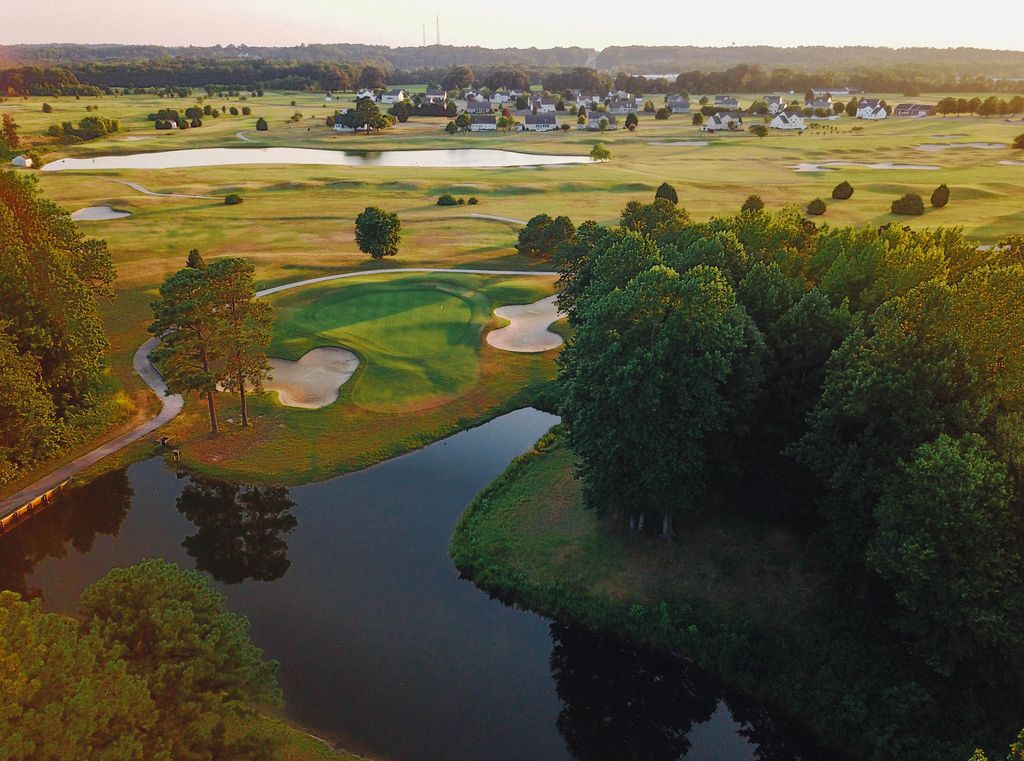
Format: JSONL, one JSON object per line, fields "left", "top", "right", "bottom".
{"left": 4, "top": 0, "right": 1024, "bottom": 52}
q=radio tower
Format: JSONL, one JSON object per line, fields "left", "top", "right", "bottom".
{"left": 436, "top": 15, "right": 440, "bottom": 45}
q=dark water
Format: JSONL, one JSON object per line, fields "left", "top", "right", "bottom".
{"left": 0, "top": 408, "right": 827, "bottom": 761}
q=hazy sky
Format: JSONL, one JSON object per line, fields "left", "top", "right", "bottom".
{"left": 4, "top": 0, "right": 1023, "bottom": 51}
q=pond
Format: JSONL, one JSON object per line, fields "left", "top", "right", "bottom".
{"left": 0, "top": 408, "right": 829, "bottom": 761}
{"left": 41, "top": 147, "right": 592, "bottom": 171}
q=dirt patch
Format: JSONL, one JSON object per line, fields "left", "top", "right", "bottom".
{"left": 266, "top": 348, "right": 360, "bottom": 409}
{"left": 487, "top": 296, "right": 563, "bottom": 353}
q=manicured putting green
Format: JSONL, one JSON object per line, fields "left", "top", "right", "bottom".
{"left": 267, "top": 273, "right": 552, "bottom": 411}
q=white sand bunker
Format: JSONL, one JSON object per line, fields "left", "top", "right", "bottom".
{"left": 915, "top": 142, "right": 1005, "bottom": 152}
{"left": 71, "top": 206, "right": 131, "bottom": 221}
{"left": 265, "top": 347, "right": 360, "bottom": 409}
{"left": 1000, "top": 160, "right": 1024, "bottom": 167}
{"left": 487, "top": 296, "right": 564, "bottom": 353}
{"left": 648, "top": 140, "right": 709, "bottom": 147}
{"left": 121, "top": 136, "right": 154, "bottom": 142}
{"left": 792, "top": 161, "right": 940, "bottom": 172}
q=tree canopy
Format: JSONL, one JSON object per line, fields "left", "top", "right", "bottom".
{"left": 354, "top": 207, "right": 401, "bottom": 259}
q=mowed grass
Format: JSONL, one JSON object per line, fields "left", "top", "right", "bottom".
{"left": 2, "top": 89, "right": 1022, "bottom": 493}
{"left": 157, "top": 273, "right": 561, "bottom": 484}
{"left": 268, "top": 273, "right": 552, "bottom": 410}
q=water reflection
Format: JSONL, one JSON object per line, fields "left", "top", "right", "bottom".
{"left": 175, "top": 475, "right": 297, "bottom": 584}
{"left": 0, "top": 469, "right": 132, "bottom": 598}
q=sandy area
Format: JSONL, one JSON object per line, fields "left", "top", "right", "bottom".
{"left": 71, "top": 205, "right": 131, "bottom": 221}
{"left": 487, "top": 296, "right": 564, "bottom": 353}
{"left": 1000, "top": 160, "right": 1024, "bottom": 166}
{"left": 932, "top": 133, "right": 968, "bottom": 138}
{"left": 121, "top": 136, "right": 154, "bottom": 142}
{"left": 265, "top": 348, "right": 360, "bottom": 409}
{"left": 915, "top": 142, "right": 1005, "bottom": 152}
{"left": 464, "top": 213, "right": 528, "bottom": 225}
{"left": 792, "top": 161, "right": 940, "bottom": 172}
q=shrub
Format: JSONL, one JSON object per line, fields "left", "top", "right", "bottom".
{"left": 741, "top": 194, "right": 765, "bottom": 213}
{"left": 41, "top": 103, "right": 52, "bottom": 113}
{"left": 457, "top": 197, "right": 465, "bottom": 204}
{"left": 891, "top": 193, "right": 925, "bottom": 215}
{"left": 931, "top": 184, "right": 950, "bottom": 208}
{"left": 468, "top": 197, "right": 479, "bottom": 205}
{"left": 655, "top": 107, "right": 671, "bottom": 120}
{"left": 437, "top": 194, "right": 458, "bottom": 206}
{"left": 255, "top": 117, "right": 268, "bottom": 131}
{"left": 806, "top": 198, "right": 827, "bottom": 216}
{"left": 560, "top": 123, "right": 571, "bottom": 131}
{"left": 655, "top": 182, "right": 678, "bottom": 204}
{"left": 224, "top": 194, "right": 243, "bottom": 205}
{"left": 832, "top": 181, "right": 854, "bottom": 200}
{"left": 750, "top": 124, "right": 768, "bottom": 138}
{"left": 241, "top": 106, "right": 251, "bottom": 116}
{"left": 229, "top": 107, "right": 239, "bottom": 116}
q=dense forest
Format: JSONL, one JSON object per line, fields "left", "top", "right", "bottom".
{"left": 0, "top": 172, "right": 119, "bottom": 484}
{"left": 5, "top": 43, "right": 1024, "bottom": 78}
{"left": 542, "top": 196, "right": 1024, "bottom": 759}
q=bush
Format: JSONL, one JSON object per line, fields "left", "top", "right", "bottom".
{"left": 931, "top": 184, "right": 950, "bottom": 208}
{"left": 655, "top": 182, "right": 678, "bottom": 204}
{"left": 457, "top": 197, "right": 465, "bottom": 204}
{"left": 468, "top": 197, "right": 479, "bottom": 205}
{"left": 806, "top": 198, "right": 827, "bottom": 216}
{"left": 41, "top": 103, "right": 52, "bottom": 113}
{"left": 655, "top": 107, "right": 671, "bottom": 120}
{"left": 241, "top": 106, "right": 251, "bottom": 116}
{"left": 750, "top": 124, "right": 768, "bottom": 138}
{"left": 224, "top": 194, "right": 243, "bottom": 205}
{"left": 255, "top": 117, "right": 268, "bottom": 131}
{"left": 741, "top": 194, "right": 765, "bottom": 213}
{"left": 832, "top": 181, "right": 854, "bottom": 200}
{"left": 891, "top": 193, "right": 925, "bottom": 215}
{"left": 437, "top": 194, "right": 458, "bottom": 206}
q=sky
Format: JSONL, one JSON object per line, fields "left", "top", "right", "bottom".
{"left": 3, "top": 0, "right": 1023, "bottom": 51}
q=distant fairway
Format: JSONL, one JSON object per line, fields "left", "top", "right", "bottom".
{"left": 267, "top": 271, "right": 555, "bottom": 411}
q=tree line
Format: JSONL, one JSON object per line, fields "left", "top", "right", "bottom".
{"left": 540, "top": 191, "right": 1024, "bottom": 759}
{"left": 148, "top": 252, "right": 273, "bottom": 434}
{"left": 0, "top": 171, "right": 117, "bottom": 485}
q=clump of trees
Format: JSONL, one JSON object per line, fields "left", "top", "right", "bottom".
{"left": 655, "top": 182, "right": 678, "bottom": 204}
{"left": 806, "top": 198, "right": 826, "bottom": 215}
{"left": 0, "top": 559, "right": 281, "bottom": 759}
{"left": 516, "top": 214, "right": 576, "bottom": 258}
{"left": 224, "top": 194, "right": 244, "bottom": 205}
{"left": 149, "top": 253, "right": 272, "bottom": 433}
{"left": 0, "top": 171, "right": 117, "bottom": 484}
{"left": 931, "top": 183, "right": 950, "bottom": 208}
{"left": 354, "top": 207, "right": 401, "bottom": 259}
{"left": 832, "top": 180, "right": 854, "bottom": 200}
{"left": 741, "top": 194, "right": 765, "bottom": 213}
{"left": 892, "top": 192, "right": 925, "bottom": 215}
{"left": 48, "top": 115, "right": 119, "bottom": 142}
{"left": 1014, "top": 133, "right": 1024, "bottom": 151}
{"left": 749, "top": 124, "right": 768, "bottom": 138}
{"left": 255, "top": 117, "right": 268, "bottom": 131}
{"left": 550, "top": 197, "right": 1024, "bottom": 760}
{"left": 437, "top": 193, "right": 476, "bottom": 206}
{"left": 590, "top": 143, "right": 611, "bottom": 162}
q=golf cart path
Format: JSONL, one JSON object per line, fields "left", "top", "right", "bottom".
{"left": 462, "top": 213, "right": 528, "bottom": 225}
{"left": 111, "top": 179, "right": 219, "bottom": 200}
{"left": 0, "top": 267, "right": 557, "bottom": 521}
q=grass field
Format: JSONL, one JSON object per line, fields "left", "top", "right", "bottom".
{"left": 1, "top": 87, "right": 1021, "bottom": 493}
{"left": 155, "top": 272, "right": 561, "bottom": 484}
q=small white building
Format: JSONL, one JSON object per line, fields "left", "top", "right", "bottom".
{"left": 490, "top": 91, "right": 510, "bottom": 104}
{"left": 356, "top": 89, "right": 375, "bottom": 101}
{"left": 469, "top": 115, "right": 497, "bottom": 131}
{"left": 893, "top": 103, "right": 933, "bottom": 118}
{"left": 666, "top": 95, "right": 690, "bottom": 113}
{"left": 380, "top": 89, "right": 407, "bottom": 105}
{"left": 423, "top": 88, "right": 446, "bottom": 104}
{"left": 530, "top": 97, "right": 557, "bottom": 113}
{"left": 770, "top": 111, "right": 806, "bottom": 130}
{"left": 608, "top": 99, "right": 638, "bottom": 115}
{"left": 11, "top": 155, "right": 33, "bottom": 168}
{"left": 764, "top": 95, "right": 786, "bottom": 114}
{"left": 702, "top": 112, "right": 742, "bottom": 131}
{"left": 523, "top": 113, "right": 558, "bottom": 131}
{"left": 580, "top": 114, "right": 617, "bottom": 130}
{"left": 857, "top": 99, "right": 887, "bottom": 119}
{"left": 324, "top": 96, "right": 333, "bottom": 102}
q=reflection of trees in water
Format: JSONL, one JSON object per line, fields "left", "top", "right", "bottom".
{"left": 175, "top": 476, "right": 297, "bottom": 584}
{"left": 0, "top": 469, "right": 134, "bottom": 598}
{"left": 549, "top": 623, "right": 717, "bottom": 761}
{"left": 549, "top": 623, "right": 828, "bottom": 761}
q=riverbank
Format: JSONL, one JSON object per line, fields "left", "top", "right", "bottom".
{"left": 450, "top": 432, "right": 997, "bottom": 760}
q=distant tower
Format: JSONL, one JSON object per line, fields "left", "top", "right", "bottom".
{"left": 436, "top": 15, "right": 440, "bottom": 45}
{"left": 422, "top": 23, "right": 426, "bottom": 46}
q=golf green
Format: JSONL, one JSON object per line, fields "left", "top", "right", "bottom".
{"left": 267, "top": 273, "right": 553, "bottom": 411}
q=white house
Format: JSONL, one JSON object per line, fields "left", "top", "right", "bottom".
{"left": 465, "top": 100, "right": 493, "bottom": 114}
{"left": 770, "top": 111, "right": 806, "bottom": 130}
{"left": 714, "top": 95, "right": 739, "bottom": 109}
{"left": 857, "top": 99, "right": 887, "bottom": 119}
{"left": 530, "top": 97, "right": 557, "bottom": 112}
{"left": 356, "top": 88, "right": 375, "bottom": 101}
{"left": 764, "top": 95, "right": 785, "bottom": 114}
{"left": 423, "top": 88, "right": 446, "bottom": 104}
{"left": 523, "top": 113, "right": 558, "bottom": 131}
{"left": 702, "top": 112, "right": 742, "bottom": 131}
{"left": 380, "top": 89, "right": 407, "bottom": 105}
{"left": 893, "top": 103, "right": 933, "bottom": 118}
{"left": 469, "top": 115, "right": 497, "bottom": 131}
{"left": 581, "top": 114, "right": 617, "bottom": 130}
{"left": 812, "top": 87, "right": 850, "bottom": 97}
{"left": 11, "top": 155, "right": 33, "bottom": 168}
{"left": 608, "top": 99, "right": 638, "bottom": 115}
{"left": 490, "top": 91, "right": 510, "bottom": 104}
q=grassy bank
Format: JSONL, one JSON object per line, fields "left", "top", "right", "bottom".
{"left": 451, "top": 432, "right": 999, "bottom": 760}
{"left": 229, "top": 714, "right": 369, "bottom": 761}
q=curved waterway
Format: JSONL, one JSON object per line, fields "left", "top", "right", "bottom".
{"left": 0, "top": 408, "right": 828, "bottom": 761}
{"left": 41, "top": 147, "right": 591, "bottom": 171}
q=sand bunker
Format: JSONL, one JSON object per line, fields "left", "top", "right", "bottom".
{"left": 487, "top": 296, "right": 563, "bottom": 353}
{"left": 932, "top": 133, "right": 968, "bottom": 138}
{"left": 792, "top": 161, "right": 940, "bottom": 172}
{"left": 1000, "top": 160, "right": 1024, "bottom": 166}
{"left": 915, "top": 142, "right": 1005, "bottom": 152}
{"left": 265, "top": 347, "right": 360, "bottom": 409}
{"left": 121, "top": 136, "right": 154, "bottom": 142}
{"left": 648, "top": 140, "right": 709, "bottom": 147}
{"left": 71, "top": 205, "right": 131, "bottom": 221}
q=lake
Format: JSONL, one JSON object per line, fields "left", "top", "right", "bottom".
{"left": 0, "top": 408, "right": 828, "bottom": 761}
{"left": 41, "top": 147, "right": 592, "bottom": 171}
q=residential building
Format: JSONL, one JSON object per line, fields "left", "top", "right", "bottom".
{"left": 666, "top": 95, "right": 690, "bottom": 113}
{"left": 608, "top": 99, "right": 639, "bottom": 115}
{"left": 714, "top": 95, "right": 739, "bottom": 109}
{"left": 702, "top": 112, "right": 743, "bottom": 131}
{"left": 764, "top": 95, "right": 786, "bottom": 114}
{"left": 770, "top": 111, "right": 806, "bottom": 130}
{"left": 11, "top": 155, "right": 32, "bottom": 167}
{"left": 380, "top": 89, "right": 407, "bottom": 105}
{"left": 523, "top": 113, "right": 558, "bottom": 131}
{"left": 465, "top": 100, "right": 493, "bottom": 114}
{"left": 469, "top": 114, "right": 497, "bottom": 131}
{"left": 893, "top": 103, "right": 934, "bottom": 118}
{"left": 857, "top": 98, "right": 887, "bottom": 119}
